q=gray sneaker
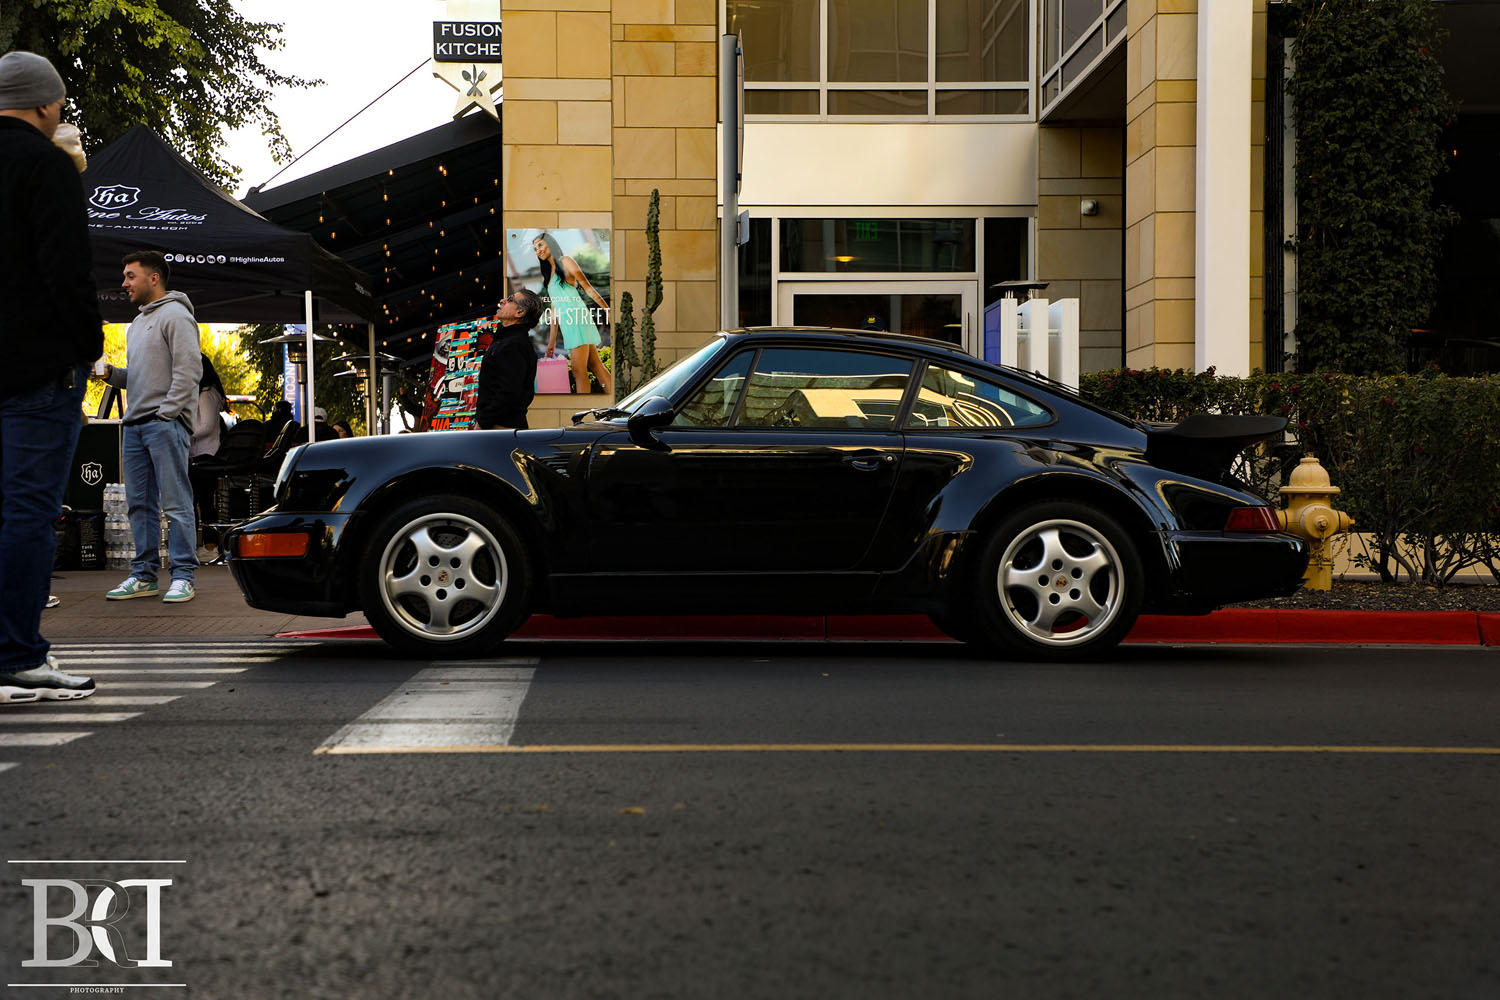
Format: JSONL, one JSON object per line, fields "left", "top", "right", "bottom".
{"left": 0, "top": 655, "right": 95, "bottom": 704}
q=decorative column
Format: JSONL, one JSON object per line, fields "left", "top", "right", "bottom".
{"left": 1195, "top": 0, "right": 1252, "bottom": 376}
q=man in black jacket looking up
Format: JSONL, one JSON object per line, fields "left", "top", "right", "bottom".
{"left": 475, "top": 289, "right": 544, "bottom": 430}
{"left": 0, "top": 51, "right": 104, "bottom": 703}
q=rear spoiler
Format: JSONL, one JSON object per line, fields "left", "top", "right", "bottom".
{"left": 1144, "top": 413, "right": 1287, "bottom": 482}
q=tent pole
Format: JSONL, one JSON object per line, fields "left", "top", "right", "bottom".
{"left": 367, "top": 322, "right": 377, "bottom": 435}
{"left": 304, "top": 290, "right": 316, "bottom": 443}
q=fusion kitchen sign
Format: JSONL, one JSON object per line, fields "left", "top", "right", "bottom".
{"left": 433, "top": 21, "right": 501, "bottom": 61}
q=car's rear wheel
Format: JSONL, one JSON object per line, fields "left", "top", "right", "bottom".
{"left": 969, "top": 501, "right": 1143, "bottom": 660}
{"left": 357, "top": 495, "right": 530, "bottom": 657}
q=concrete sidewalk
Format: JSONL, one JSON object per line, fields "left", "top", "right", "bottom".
{"left": 42, "top": 565, "right": 1500, "bottom": 646}
{"left": 43, "top": 564, "right": 366, "bottom": 641}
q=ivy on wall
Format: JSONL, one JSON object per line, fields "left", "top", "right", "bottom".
{"left": 1288, "top": 0, "right": 1456, "bottom": 374}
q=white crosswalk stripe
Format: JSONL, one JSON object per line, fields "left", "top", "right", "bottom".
{"left": 95, "top": 681, "right": 218, "bottom": 689}
{"left": 79, "top": 668, "right": 251, "bottom": 674}
{"left": 62, "top": 656, "right": 279, "bottom": 664}
{"left": 1, "top": 640, "right": 296, "bottom": 778}
{"left": 0, "top": 732, "right": 93, "bottom": 747}
{"left": 0, "top": 713, "right": 141, "bottom": 724}
{"left": 317, "top": 661, "right": 539, "bottom": 755}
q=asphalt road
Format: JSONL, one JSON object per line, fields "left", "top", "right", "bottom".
{"left": 2, "top": 640, "right": 1498, "bottom": 1000}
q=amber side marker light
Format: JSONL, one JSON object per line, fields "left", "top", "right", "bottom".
{"left": 1224, "top": 506, "right": 1279, "bottom": 532}
{"left": 237, "top": 533, "right": 311, "bottom": 558}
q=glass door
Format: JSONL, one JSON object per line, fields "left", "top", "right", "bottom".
{"left": 776, "top": 280, "right": 978, "bottom": 355}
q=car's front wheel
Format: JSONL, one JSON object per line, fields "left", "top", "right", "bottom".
{"left": 968, "top": 501, "right": 1143, "bottom": 660}
{"left": 357, "top": 495, "right": 530, "bottom": 657}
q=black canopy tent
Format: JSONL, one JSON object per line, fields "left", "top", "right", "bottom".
{"left": 243, "top": 114, "right": 503, "bottom": 398}
{"left": 84, "top": 125, "right": 378, "bottom": 438}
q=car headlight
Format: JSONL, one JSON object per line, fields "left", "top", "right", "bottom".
{"left": 273, "top": 444, "right": 306, "bottom": 498}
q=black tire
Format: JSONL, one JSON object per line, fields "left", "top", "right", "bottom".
{"left": 356, "top": 494, "right": 531, "bottom": 658}
{"left": 966, "top": 501, "right": 1144, "bottom": 661}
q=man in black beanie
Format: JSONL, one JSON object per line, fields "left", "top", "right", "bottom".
{"left": 0, "top": 51, "right": 104, "bottom": 703}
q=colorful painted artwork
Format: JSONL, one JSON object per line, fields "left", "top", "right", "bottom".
{"left": 418, "top": 318, "right": 497, "bottom": 431}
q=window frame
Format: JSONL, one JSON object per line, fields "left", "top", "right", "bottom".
{"left": 900, "top": 359, "right": 1058, "bottom": 432}
{"left": 709, "top": 343, "right": 922, "bottom": 432}
{"left": 726, "top": 0, "right": 1035, "bottom": 123}
{"left": 668, "top": 348, "right": 760, "bottom": 429}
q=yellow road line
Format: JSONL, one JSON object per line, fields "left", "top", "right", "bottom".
{"left": 315, "top": 743, "right": 1500, "bottom": 756}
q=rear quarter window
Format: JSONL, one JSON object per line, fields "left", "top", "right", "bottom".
{"left": 905, "top": 364, "right": 1051, "bottom": 430}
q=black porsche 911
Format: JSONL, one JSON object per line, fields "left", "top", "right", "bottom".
{"left": 224, "top": 328, "right": 1308, "bottom": 660}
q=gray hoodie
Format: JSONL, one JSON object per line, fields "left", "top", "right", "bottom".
{"left": 105, "top": 290, "right": 202, "bottom": 429}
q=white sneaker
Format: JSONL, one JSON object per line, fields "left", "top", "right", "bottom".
{"left": 163, "top": 580, "right": 195, "bottom": 604}
{"left": 44, "top": 595, "right": 60, "bottom": 609}
{"left": 0, "top": 655, "right": 95, "bottom": 703}
{"left": 106, "top": 576, "right": 158, "bottom": 600}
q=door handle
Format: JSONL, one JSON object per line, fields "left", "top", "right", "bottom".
{"left": 844, "top": 452, "right": 897, "bottom": 471}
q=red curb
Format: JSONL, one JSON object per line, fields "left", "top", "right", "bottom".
{"left": 826, "top": 614, "right": 947, "bottom": 640}
{"left": 275, "top": 624, "right": 378, "bottom": 640}
{"left": 1124, "top": 610, "right": 1276, "bottom": 644}
{"left": 1276, "top": 610, "right": 1479, "bottom": 645}
{"left": 513, "top": 614, "right": 826, "bottom": 640}
{"left": 276, "top": 609, "right": 1493, "bottom": 644}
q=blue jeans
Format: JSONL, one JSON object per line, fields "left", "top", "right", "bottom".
{"left": 123, "top": 418, "right": 197, "bottom": 585}
{"left": 0, "top": 364, "right": 86, "bottom": 671}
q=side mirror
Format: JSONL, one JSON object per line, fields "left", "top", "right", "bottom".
{"left": 626, "top": 395, "right": 674, "bottom": 450}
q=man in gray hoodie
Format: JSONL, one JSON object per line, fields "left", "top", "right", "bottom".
{"left": 98, "top": 251, "right": 202, "bottom": 603}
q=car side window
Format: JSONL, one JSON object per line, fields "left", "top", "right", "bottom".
{"left": 905, "top": 364, "right": 1052, "bottom": 429}
{"left": 671, "top": 351, "right": 754, "bottom": 427}
{"left": 735, "top": 348, "right": 914, "bottom": 429}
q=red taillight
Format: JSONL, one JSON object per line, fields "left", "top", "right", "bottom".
{"left": 236, "top": 532, "right": 310, "bottom": 558}
{"left": 1224, "top": 506, "right": 1279, "bottom": 533}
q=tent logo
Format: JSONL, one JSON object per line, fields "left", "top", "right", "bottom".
{"left": 90, "top": 185, "right": 140, "bottom": 211}
{"left": 79, "top": 462, "right": 103, "bottom": 487}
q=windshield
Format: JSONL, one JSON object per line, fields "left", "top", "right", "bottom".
{"left": 615, "top": 336, "right": 728, "bottom": 414}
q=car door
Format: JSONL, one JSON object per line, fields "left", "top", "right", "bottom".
{"left": 585, "top": 345, "right": 914, "bottom": 573}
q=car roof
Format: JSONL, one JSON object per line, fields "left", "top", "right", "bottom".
{"left": 717, "top": 325, "right": 1136, "bottom": 429}
{"left": 724, "top": 326, "right": 982, "bottom": 362}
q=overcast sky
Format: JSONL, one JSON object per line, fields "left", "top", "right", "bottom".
{"left": 223, "top": 1, "right": 463, "bottom": 198}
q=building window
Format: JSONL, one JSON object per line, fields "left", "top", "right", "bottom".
{"left": 781, "top": 218, "right": 976, "bottom": 273}
{"left": 1038, "top": 0, "right": 1125, "bottom": 115}
{"left": 727, "top": 0, "right": 1031, "bottom": 119}
{"left": 739, "top": 218, "right": 773, "bottom": 326}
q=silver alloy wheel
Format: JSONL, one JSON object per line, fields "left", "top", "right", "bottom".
{"left": 376, "top": 512, "right": 507, "bottom": 642}
{"left": 995, "top": 517, "right": 1125, "bottom": 647}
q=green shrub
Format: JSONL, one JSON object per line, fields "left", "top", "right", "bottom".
{"left": 1081, "top": 367, "right": 1500, "bottom": 584}
{"left": 1288, "top": 0, "right": 1456, "bottom": 374}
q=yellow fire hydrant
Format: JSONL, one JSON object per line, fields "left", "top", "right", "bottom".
{"left": 1276, "top": 456, "right": 1355, "bottom": 590}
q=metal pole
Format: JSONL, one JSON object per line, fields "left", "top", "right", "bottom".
{"left": 367, "top": 322, "right": 377, "bottom": 435}
{"left": 304, "top": 290, "right": 316, "bottom": 443}
{"left": 382, "top": 373, "right": 393, "bottom": 434}
{"left": 719, "top": 34, "right": 741, "bottom": 332}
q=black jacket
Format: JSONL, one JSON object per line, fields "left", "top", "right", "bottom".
{"left": 475, "top": 323, "right": 538, "bottom": 429}
{"left": 0, "top": 117, "right": 104, "bottom": 400}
